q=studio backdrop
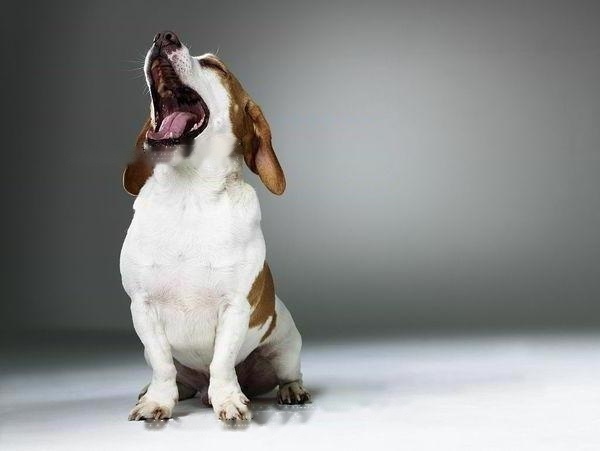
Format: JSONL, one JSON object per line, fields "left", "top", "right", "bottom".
{"left": 3, "top": 0, "right": 599, "bottom": 339}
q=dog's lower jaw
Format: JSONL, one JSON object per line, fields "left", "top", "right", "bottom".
{"left": 128, "top": 380, "right": 178, "bottom": 421}
{"left": 208, "top": 377, "right": 252, "bottom": 421}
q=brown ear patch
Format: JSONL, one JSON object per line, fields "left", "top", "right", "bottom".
{"left": 123, "top": 158, "right": 153, "bottom": 196}
{"left": 247, "top": 262, "right": 277, "bottom": 342}
{"left": 245, "top": 101, "right": 286, "bottom": 195}
{"left": 123, "top": 118, "right": 153, "bottom": 196}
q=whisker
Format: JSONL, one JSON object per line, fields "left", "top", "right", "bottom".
{"left": 123, "top": 66, "right": 145, "bottom": 72}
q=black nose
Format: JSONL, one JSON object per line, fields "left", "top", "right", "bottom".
{"left": 153, "top": 30, "right": 182, "bottom": 49}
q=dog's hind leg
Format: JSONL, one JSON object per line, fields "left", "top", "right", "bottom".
{"left": 235, "top": 349, "right": 278, "bottom": 398}
{"left": 176, "top": 381, "right": 198, "bottom": 400}
{"left": 261, "top": 297, "right": 311, "bottom": 405}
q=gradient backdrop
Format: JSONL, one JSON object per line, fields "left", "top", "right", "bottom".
{"left": 3, "top": 0, "right": 599, "bottom": 339}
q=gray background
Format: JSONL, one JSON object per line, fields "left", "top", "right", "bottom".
{"left": 2, "top": 0, "right": 599, "bottom": 339}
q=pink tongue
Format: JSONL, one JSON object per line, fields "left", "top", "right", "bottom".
{"left": 147, "top": 112, "right": 197, "bottom": 140}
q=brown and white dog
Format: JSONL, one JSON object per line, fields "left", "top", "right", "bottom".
{"left": 120, "top": 31, "right": 309, "bottom": 421}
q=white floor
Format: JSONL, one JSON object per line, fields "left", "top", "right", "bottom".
{"left": 1, "top": 334, "right": 600, "bottom": 450}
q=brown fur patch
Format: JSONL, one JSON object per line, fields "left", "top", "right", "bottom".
{"left": 247, "top": 262, "right": 277, "bottom": 339}
{"left": 123, "top": 118, "right": 153, "bottom": 196}
{"left": 260, "top": 310, "right": 277, "bottom": 343}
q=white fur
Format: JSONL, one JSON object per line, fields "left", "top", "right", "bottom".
{"left": 121, "top": 43, "right": 307, "bottom": 421}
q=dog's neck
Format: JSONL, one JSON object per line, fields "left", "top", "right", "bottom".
{"left": 149, "top": 151, "right": 244, "bottom": 198}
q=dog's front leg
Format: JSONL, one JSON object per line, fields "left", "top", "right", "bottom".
{"left": 208, "top": 297, "right": 251, "bottom": 421}
{"left": 128, "top": 295, "right": 178, "bottom": 421}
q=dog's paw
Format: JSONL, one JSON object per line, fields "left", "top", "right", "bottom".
{"left": 129, "top": 382, "right": 177, "bottom": 421}
{"left": 277, "top": 381, "right": 311, "bottom": 405}
{"left": 215, "top": 396, "right": 251, "bottom": 421}
{"left": 208, "top": 380, "right": 252, "bottom": 421}
{"left": 128, "top": 398, "right": 174, "bottom": 421}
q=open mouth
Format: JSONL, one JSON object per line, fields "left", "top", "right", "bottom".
{"left": 146, "top": 56, "right": 209, "bottom": 149}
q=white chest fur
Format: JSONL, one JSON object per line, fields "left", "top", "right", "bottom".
{"left": 120, "top": 163, "right": 266, "bottom": 369}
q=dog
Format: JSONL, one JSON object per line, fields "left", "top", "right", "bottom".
{"left": 120, "top": 31, "right": 310, "bottom": 421}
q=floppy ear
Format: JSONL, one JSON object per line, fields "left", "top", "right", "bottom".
{"left": 123, "top": 118, "right": 153, "bottom": 196}
{"left": 243, "top": 100, "right": 286, "bottom": 195}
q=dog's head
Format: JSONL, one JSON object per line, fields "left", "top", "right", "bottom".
{"left": 123, "top": 31, "right": 285, "bottom": 195}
